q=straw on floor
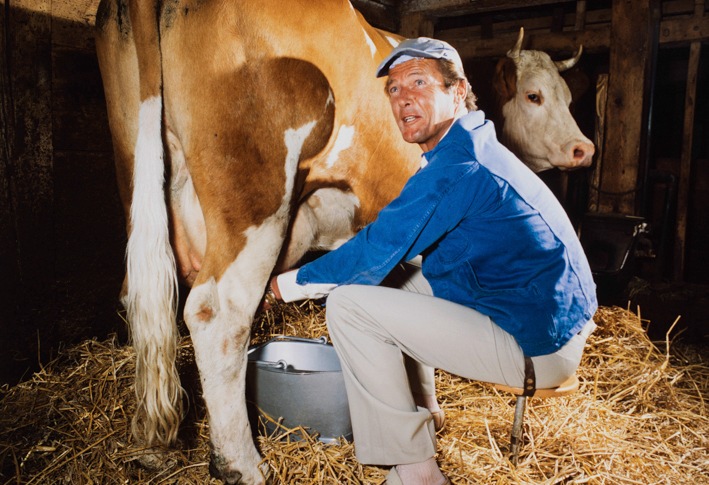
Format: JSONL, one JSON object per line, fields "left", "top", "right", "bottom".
{"left": 1, "top": 302, "right": 707, "bottom": 484}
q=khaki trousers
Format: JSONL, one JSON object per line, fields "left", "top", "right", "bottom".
{"left": 325, "top": 263, "right": 594, "bottom": 465}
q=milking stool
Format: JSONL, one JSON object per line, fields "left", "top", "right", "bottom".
{"left": 493, "top": 357, "right": 580, "bottom": 465}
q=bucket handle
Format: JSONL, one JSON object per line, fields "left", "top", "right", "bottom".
{"left": 271, "top": 335, "right": 329, "bottom": 345}
{"left": 256, "top": 359, "right": 290, "bottom": 370}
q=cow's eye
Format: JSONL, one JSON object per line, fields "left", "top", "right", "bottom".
{"left": 527, "top": 93, "right": 542, "bottom": 105}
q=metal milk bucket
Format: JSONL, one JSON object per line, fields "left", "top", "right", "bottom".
{"left": 245, "top": 335, "right": 352, "bottom": 443}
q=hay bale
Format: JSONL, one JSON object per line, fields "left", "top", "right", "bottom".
{"left": 1, "top": 304, "right": 707, "bottom": 484}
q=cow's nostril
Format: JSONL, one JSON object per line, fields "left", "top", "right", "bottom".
{"left": 571, "top": 142, "right": 595, "bottom": 163}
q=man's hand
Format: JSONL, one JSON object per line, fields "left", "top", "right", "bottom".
{"left": 259, "top": 276, "right": 283, "bottom": 313}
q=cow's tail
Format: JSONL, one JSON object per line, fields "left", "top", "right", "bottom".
{"left": 125, "top": 0, "right": 184, "bottom": 447}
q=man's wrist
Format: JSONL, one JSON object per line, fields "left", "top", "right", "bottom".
{"left": 264, "top": 277, "right": 280, "bottom": 306}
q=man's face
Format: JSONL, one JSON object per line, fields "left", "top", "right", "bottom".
{"left": 385, "top": 58, "right": 463, "bottom": 152}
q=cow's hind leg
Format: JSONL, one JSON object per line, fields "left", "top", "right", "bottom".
{"left": 179, "top": 59, "right": 335, "bottom": 484}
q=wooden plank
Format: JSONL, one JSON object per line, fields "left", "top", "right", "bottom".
{"left": 440, "top": 15, "right": 709, "bottom": 59}
{"left": 575, "top": 0, "right": 588, "bottom": 30}
{"left": 596, "top": 0, "right": 658, "bottom": 215}
{"left": 5, "top": 0, "right": 55, "bottom": 284}
{"left": 588, "top": 74, "right": 609, "bottom": 212}
{"left": 47, "top": 0, "right": 98, "bottom": 25}
{"left": 0, "top": 0, "right": 57, "bottom": 383}
{"left": 0, "top": 0, "right": 23, "bottom": 381}
{"left": 400, "top": 12, "right": 435, "bottom": 38}
{"left": 443, "top": 25, "right": 611, "bottom": 59}
{"left": 405, "top": 0, "right": 576, "bottom": 16}
{"left": 673, "top": 40, "right": 701, "bottom": 281}
{"left": 436, "top": 7, "right": 612, "bottom": 42}
{"left": 52, "top": 46, "right": 112, "bottom": 152}
{"left": 659, "top": 15, "right": 709, "bottom": 45}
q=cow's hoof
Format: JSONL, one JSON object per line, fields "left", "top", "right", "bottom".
{"left": 209, "top": 451, "right": 266, "bottom": 484}
{"left": 209, "top": 457, "right": 242, "bottom": 483}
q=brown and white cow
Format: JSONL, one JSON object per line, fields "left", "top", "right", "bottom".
{"left": 96, "top": 1, "right": 418, "bottom": 482}
{"left": 491, "top": 28, "right": 595, "bottom": 172}
{"left": 95, "top": 2, "right": 593, "bottom": 483}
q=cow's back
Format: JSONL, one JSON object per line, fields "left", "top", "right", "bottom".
{"left": 157, "top": 0, "right": 420, "bottom": 227}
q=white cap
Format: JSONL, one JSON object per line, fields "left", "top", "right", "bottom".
{"left": 376, "top": 37, "right": 463, "bottom": 78}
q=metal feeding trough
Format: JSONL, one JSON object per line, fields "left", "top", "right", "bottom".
{"left": 245, "top": 336, "right": 352, "bottom": 443}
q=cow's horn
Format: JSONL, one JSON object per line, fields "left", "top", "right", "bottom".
{"left": 555, "top": 45, "right": 583, "bottom": 72}
{"left": 507, "top": 27, "right": 524, "bottom": 59}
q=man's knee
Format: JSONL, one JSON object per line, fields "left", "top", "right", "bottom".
{"left": 325, "top": 285, "right": 355, "bottom": 330}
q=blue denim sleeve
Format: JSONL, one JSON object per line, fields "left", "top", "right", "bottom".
{"left": 297, "top": 161, "right": 476, "bottom": 286}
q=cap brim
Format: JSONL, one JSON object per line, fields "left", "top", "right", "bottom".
{"left": 376, "top": 48, "right": 442, "bottom": 78}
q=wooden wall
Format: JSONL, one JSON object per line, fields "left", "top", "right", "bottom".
{"left": 0, "top": 0, "right": 125, "bottom": 384}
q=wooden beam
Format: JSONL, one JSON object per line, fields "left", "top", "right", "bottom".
{"left": 404, "top": 0, "right": 575, "bottom": 16}
{"left": 0, "top": 0, "right": 57, "bottom": 381}
{"left": 399, "top": 12, "right": 435, "bottom": 38}
{"left": 596, "top": 0, "right": 658, "bottom": 215}
{"left": 443, "top": 25, "right": 611, "bottom": 59}
{"left": 588, "top": 74, "right": 609, "bottom": 213}
{"left": 0, "top": 0, "right": 23, "bottom": 379}
{"left": 659, "top": 15, "right": 709, "bottom": 45}
{"left": 673, "top": 34, "right": 702, "bottom": 280}
{"left": 436, "top": 7, "right": 709, "bottom": 59}
{"left": 575, "top": 0, "right": 587, "bottom": 31}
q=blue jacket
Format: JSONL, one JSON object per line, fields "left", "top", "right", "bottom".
{"left": 297, "top": 111, "right": 597, "bottom": 357}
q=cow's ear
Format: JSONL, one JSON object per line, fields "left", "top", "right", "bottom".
{"left": 493, "top": 57, "right": 517, "bottom": 104}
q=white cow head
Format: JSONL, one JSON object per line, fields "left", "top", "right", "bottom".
{"left": 494, "top": 28, "right": 595, "bottom": 172}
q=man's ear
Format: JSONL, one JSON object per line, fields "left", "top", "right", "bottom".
{"left": 450, "top": 78, "right": 467, "bottom": 107}
{"left": 456, "top": 79, "right": 468, "bottom": 102}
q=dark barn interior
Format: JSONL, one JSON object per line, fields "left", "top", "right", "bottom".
{"left": 1, "top": 0, "right": 708, "bottom": 386}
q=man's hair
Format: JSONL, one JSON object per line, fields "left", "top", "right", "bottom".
{"left": 438, "top": 59, "right": 477, "bottom": 111}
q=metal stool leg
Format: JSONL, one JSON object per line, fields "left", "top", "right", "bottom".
{"left": 509, "top": 395, "right": 527, "bottom": 465}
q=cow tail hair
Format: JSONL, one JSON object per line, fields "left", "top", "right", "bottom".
{"left": 125, "top": 0, "right": 184, "bottom": 448}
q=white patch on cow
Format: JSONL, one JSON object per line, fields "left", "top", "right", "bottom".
{"left": 182, "top": 120, "right": 319, "bottom": 482}
{"left": 285, "top": 121, "right": 318, "bottom": 193}
{"left": 185, "top": 120, "right": 317, "bottom": 325}
{"left": 167, "top": 130, "right": 206, "bottom": 258}
{"left": 386, "top": 35, "right": 400, "bottom": 48}
{"left": 326, "top": 124, "right": 355, "bottom": 168}
{"left": 178, "top": 176, "right": 206, "bottom": 252}
{"left": 363, "top": 29, "right": 377, "bottom": 57}
{"left": 279, "top": 187, "right": 361, "bottom": 269}
{"left": 307, "top": 188, "right": 360, "bottom": 248}
{"left": 326, "top": 88, "right": 335, "bottom": 107}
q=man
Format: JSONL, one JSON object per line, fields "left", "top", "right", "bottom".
{"left": 267, "top": 38, "right": 597, "bottom": 485}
